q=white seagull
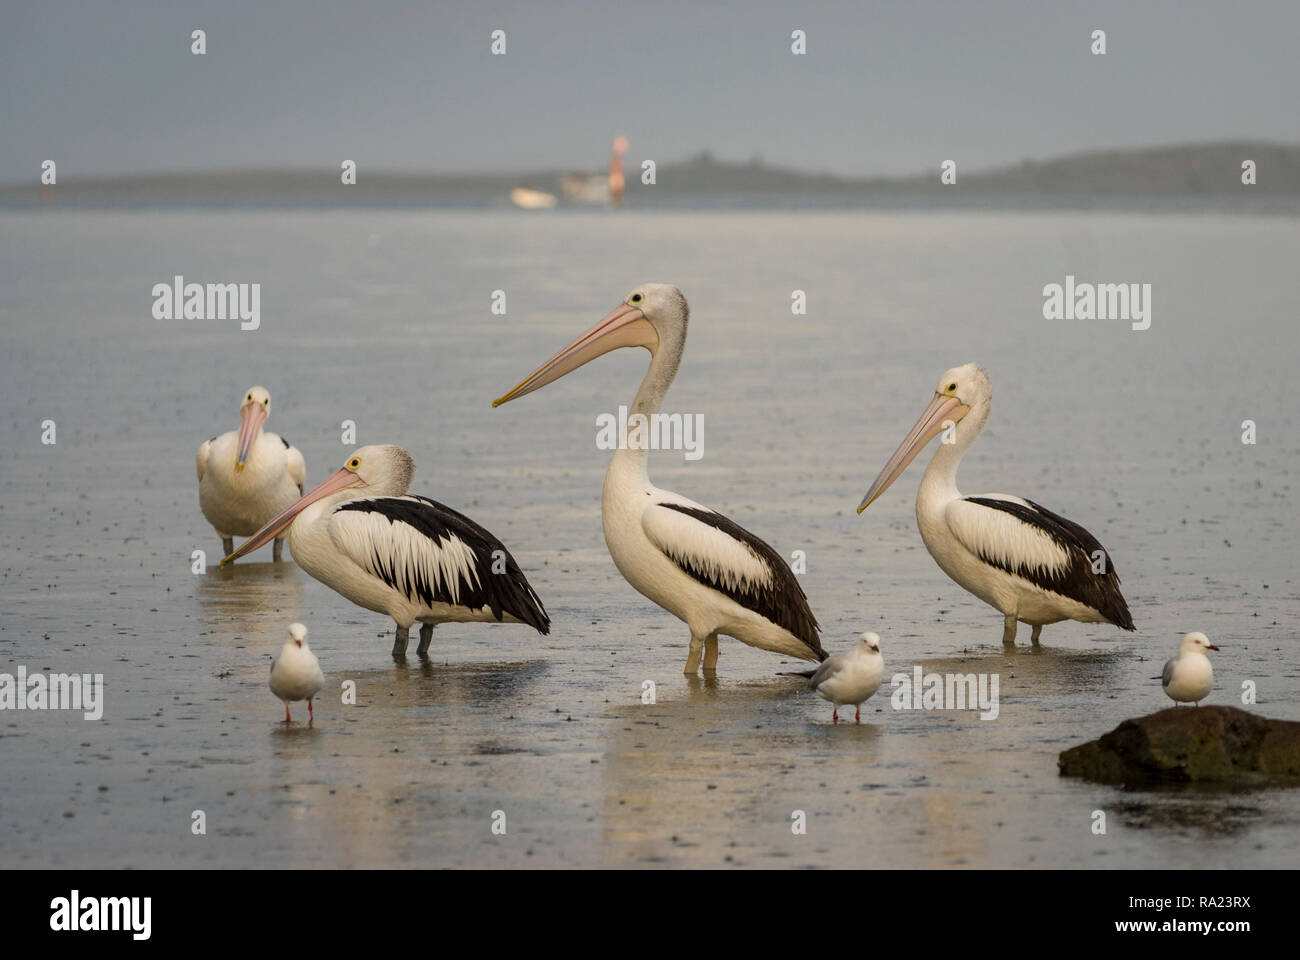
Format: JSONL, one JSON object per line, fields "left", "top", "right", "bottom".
{"left": 197, "top": 386, "right": 306, "bottom": 560}
{"left": 804, "top": 632, "right": 885, "bottom": 723}
{"left": 1156, "top": 632, "right": 1218, "bottom": 706}
{"left": 493, "top": 284, "right": 826, "bottom": 676}
{"left": 857, "top": 363, "right": 1134, "bottom": 646}
{"left": 222, "top": 445, "right": 550, "bottom": 659}
{"left": 269, "top": 622, "right": 324, "bottom": 723}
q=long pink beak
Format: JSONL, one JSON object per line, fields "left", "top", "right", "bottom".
{"left": 492, "top": 303, "right": 658, "bottom": 407}
{"left": 220, "top": 467, "right": 365, "bottom": 565}
{"left": 235, "top": 402, "right": 268, "bottom": 472}
{"left": 857, "top": 393, "right": 970, "bottom": 514}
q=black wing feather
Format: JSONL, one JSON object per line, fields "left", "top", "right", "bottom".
{"left": 964, "top": 496, "right": 1134, "bottom": 630}
{"left": 334, "top": 496, "right": 550, "bottom": 634}
{"left": 656, "top": 503, "right": 825, "bottom": 660}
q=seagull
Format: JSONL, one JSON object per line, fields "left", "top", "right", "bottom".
{"left": 269, "top": 622, "right": 324, "bottom": 723}
{"left": 197, "top": 386, "right": 306, "bottom": 560}
{"left": 800, "top": 632, "right": 885, "bottom": 723}
{"left": 1155, "top": 632, "right": 1218, "bottom": 706}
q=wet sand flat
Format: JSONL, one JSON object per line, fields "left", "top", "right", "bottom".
{"left": 1, "top": 209, "right": 1297, "bottom": 868}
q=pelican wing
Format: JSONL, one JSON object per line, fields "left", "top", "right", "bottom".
{"left": 326, "top": 495, "right": 549, "bottom": 633}
{"left": 946, "top": 495, "right": 1134, "bottom": 629}
{"left": 642, "top": 501, "right": 824, "bottom": 658}
{"left": 196, "top": 436, "right": 215, "bottom": 481}
{"left": 282, "top": 438, "right": 306, "bottom": 495}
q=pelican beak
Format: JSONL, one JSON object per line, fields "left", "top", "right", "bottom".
{"left": 857, "top": 392, "right": 970, "bottom": 514}
{"left": 235, "top": 402, "right": 268, "bottom": 473}
{"left": 219, "top": 467, "right": 365, "bottom": 565}
{"left": 492, "top": 303, "right": 658, "bottom": 407}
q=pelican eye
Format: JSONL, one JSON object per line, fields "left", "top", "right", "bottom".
{"left": 947, "top": 383, "right": 957, "bottom": 393}
{"left": 347, "top": 458, "right": 361, "bottom": 470}
{"left": 631, "top": 293, "right": 642, "bottom": 303}
{"left": 246, "top": 394, "right": 253, "bottom": 401}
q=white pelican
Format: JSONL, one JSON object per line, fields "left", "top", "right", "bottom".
{"left": 269, "top": 622, "right": 324, "bottom": 723}
{"left": 1156, "top": 632, "right": 1218, "bottom": 706}
{"left": 805, "top": 632, "right": 884, "bottom": 723}
{"left": 493, "top": 283, "right": 826, "bottom": 675}
{"left": 197, "top": 386, "right": 306, "bottom": 560}
{"left": 857, "top": 363, "right": 1134, "bottom": 646}
{"left": 221, "top": 445, "right": 550, "bottom": 658}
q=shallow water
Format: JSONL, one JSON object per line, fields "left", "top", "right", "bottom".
{"left": 1, "top": 209, "right": 1297, "bottom": 867}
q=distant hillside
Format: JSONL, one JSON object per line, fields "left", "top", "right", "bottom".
{"left": 3, "top": 141, "right": 1297, "bottom": 210}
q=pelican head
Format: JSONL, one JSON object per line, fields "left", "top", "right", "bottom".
{"left": 1180, "top": 631, "right": 1219, "bottom": 654}
{"left": 288, "top": 622, "right": 308, "bottom": 648}
{"left": 859, "top": 632, "right": 882, "bottom": 654}
{"left": 857, "top": 363, "right": 990, "bottom": 514}
{"left": 491, "top": 283, "right": 687, "bottom": 407}
{"left": 235, "top": 386, "right": 272, "bottom": 472}
{"left": 220, "top": 444, "right": 413, "bottom": 565}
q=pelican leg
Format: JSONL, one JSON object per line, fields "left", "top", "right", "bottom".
{"left": 273, "top": 538, "right": 284, "bottom": 562}
{"left": 1030, "top": 624, "right": 1042, "bottom": 645}
{"left": 222, "top": 537, "right": 234, "bottom": 557}
{"left": 702, "top": 633, "right": 719, "bottom": 675}
{"left": 417, "top": 623, "right": 435, "bottom": 657}
{"left": 1002, "top": 614, "right": 1018, "bottom": 646}
{"left": 392, "top": 625, "right": 410, "bottom": 658}
{"left": 684, "top": 634, "right": 704, "bottom": 676}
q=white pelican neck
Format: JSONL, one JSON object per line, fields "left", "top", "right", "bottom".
{"left": 919, "top": 399, "right": 989, "bottom": 505}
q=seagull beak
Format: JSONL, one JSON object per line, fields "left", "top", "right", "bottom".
{"left": 235, "top": 402, "right": 267, "bottom": 472}
{"left": 492, "top": 303, "right": 658, "bottom": 407}
{"left": 1207, "top": 644, "right": 1220, "bottom": 651}
{"left": 857, "top": 392, "right": 970, "bottom": 514}
{"left": 220, "top": 467, "right": 365, "bottom": 565}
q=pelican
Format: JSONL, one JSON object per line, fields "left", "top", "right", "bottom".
{"left": 197, "top": 386, "right": 306, "bottom": 560}
{"left": 221, "top": 445, "right": 550, "bottom": 658}
{"left": 493, "top": 284, "right": 826, "bottom": 675}
{"left": 857, "top": 363, "right": 1134, "bottom": 646}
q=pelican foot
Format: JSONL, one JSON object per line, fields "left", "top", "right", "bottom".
{"left": 417, "top": 623, "right": 434, "bottom": 657}
{"left": 392, "top": 625, "right": 410, "bottom": 658}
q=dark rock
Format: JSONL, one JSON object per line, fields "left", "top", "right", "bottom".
{"left": 1059, "top": 706, "right": 1300, "bottom": 786}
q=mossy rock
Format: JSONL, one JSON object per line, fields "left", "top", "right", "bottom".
{"left": 1059, "top": 705, "right": 1300, "bottom": 786}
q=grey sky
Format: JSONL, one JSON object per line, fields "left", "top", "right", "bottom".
{"left": 3, "top": 0, "right": 1297, "bottom": 180}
